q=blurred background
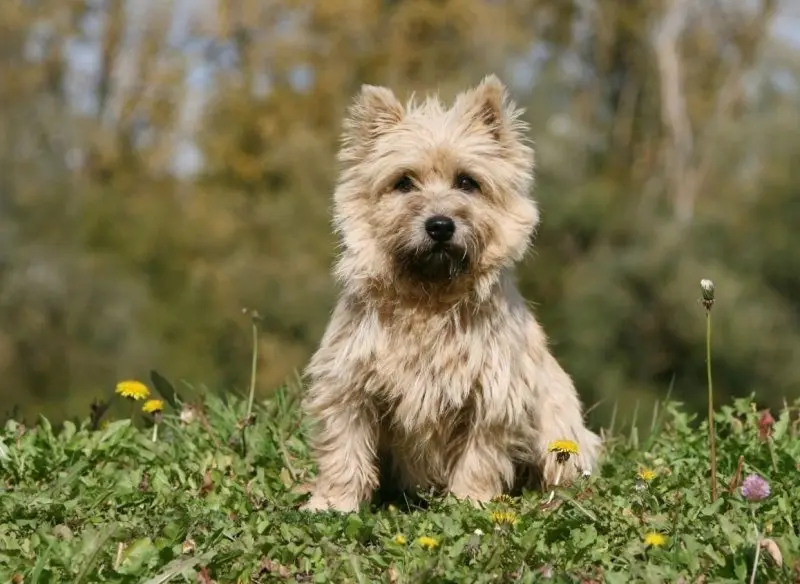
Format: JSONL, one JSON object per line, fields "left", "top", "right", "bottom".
{"left": 1, "top": 0, "right": 798, "bottom": 428}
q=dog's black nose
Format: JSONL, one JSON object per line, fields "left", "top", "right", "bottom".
{"left": 424, "top": 215, "right": 455, "bottom": 243}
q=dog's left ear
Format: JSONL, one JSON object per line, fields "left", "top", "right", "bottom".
{"left": 456, "top": 75, "right": 527, "bottom": 143}
{"left": 339, "top": 85, "right": 405, "bottom": 165}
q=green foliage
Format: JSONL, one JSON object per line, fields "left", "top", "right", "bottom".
{"left": 1, "top": 389, "right": 799, "bottom": 583}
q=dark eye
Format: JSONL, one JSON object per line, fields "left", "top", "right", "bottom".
{"left": 393, "top": 175, "right": 415, "bottom": 193}
{"left": 455, "top": 172, "right": 480, "bottom": 193}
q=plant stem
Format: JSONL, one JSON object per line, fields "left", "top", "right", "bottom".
{"left": 749, "top": 523, "right": 761, "bottom": 584}
{"left": 706, "top": 309, "right": 718, "bottom": 502}
{"left": 151, "top": 422, "right": 158, "bottom": 442}
{"left": 246, "top": 318, "right": 258, "bottom": 421}
{"left": 767, "top": 438, "right": 778, "bottom": 473}
{"left": 240, "top": 314, "right": 260, "bottom": 460}
{"left": 545, "top": 463, "right": 565, "bottom": 504}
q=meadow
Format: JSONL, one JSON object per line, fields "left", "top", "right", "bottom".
{"left": 2, "top": 4, "right": 799, "bottom": 582}
{"left": 1, "top": 367, "right": 799, "bottom": 583}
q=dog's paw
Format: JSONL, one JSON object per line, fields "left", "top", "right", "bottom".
{"left": 453, "top": 494, "right": 491, "bottom": 509}
{"left": 449, "top": 487, "right": 498, "bottom": 508}
{"left": 298, "top": 493, "right": 330, "bottom": 512}
{"left": 299, "top": 492, "right": 361, "bottom": 513}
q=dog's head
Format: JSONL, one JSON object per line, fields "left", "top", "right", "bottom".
{"left": 332, "top": 75, "right": 538, "bottom": 303}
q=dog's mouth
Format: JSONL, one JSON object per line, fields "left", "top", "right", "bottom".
{"left": 396, "top": 243, "right": 470, "bottom": 283}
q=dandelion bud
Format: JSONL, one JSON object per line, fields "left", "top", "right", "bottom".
{"left": 700, "top": 279, "right": 715, "bottom": 301}
{"left": 700, "top": 279, "right": 715, "bottom": 310}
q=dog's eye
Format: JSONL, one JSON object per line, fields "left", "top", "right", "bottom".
{"left": 455, "top": 173, "right": 480, "bottom": 193}
{"left": 393, "top": 175, "right": 416, "bottom": 193}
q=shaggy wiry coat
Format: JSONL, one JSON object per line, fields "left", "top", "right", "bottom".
{"left": 301, "top": 75, "right": 601, "bottom": 512}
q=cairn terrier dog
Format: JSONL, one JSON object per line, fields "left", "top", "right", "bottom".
{"left": 301, "top": 75, "right": 601, "bottom": 512}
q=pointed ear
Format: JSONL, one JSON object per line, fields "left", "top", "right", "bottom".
{"left": 455, "top": 74, "right": 526, "bottom": 142}
{"left": 339, "top": 85, "right": 405, "bottom": 164}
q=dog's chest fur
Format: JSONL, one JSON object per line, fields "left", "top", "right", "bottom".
{"left": 364, "top": 297, "right": 531, "bottom": 433}
{"left": 352, "top": 296, "right": 534, "bottom": 488}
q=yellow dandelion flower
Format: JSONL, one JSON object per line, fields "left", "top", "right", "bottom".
{"left": 393, "top": 535, "right": 406, "bottom": 545}
{"left": 416, "top": 536, "right": 439, "bottom": 550}
{"left": 115, "top": 380, "right": 150, "bottom": 401}
{"left": 548, "top": 439, "right": 579, "bottom": 454}
{"left": 492, "top": 494, "right": 514, "bottom": 505}
{"left": 638, "top": 469, "right": 657, "bottom": 482}
{"left": 644, "top": 532, "right": 667, "bottom": 547}
{"left": 142, "top": 399, "right": 164, "bottom": 414}
{"left": 489, "top": 510, "right": 518, "bottom": 526}
{"left": 548, "top": 439, "right": 579, "bottom": 463}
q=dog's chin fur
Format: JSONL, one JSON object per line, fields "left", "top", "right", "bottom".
{"left": 395, "top": 244, "right": 470, "bottom": 285}
{"left": 300, "top": 75, "right": 602, "bottom": 513}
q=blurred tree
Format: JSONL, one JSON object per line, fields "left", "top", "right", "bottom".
{"left": 513, "top": 0, "right": 792, "bottom": 425}
{"left": 0, "top": 0, "right": 797, "bottom": 431}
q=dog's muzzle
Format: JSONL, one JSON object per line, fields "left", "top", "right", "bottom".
{"left": 397, "top": 242, "right": 470, "bottom": 283}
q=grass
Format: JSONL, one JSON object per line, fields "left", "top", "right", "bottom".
{"left": 1, "top": 381, "right": 799, "bottom": 584}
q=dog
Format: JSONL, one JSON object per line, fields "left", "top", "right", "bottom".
{"left": 300, "top": 75, "right": 601, "bottom": 512}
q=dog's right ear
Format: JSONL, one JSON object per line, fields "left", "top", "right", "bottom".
{"left": 339, "top": 85, "right": 404, "bottom": 164}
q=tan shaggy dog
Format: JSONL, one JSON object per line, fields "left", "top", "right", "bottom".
{"left": 301, "top": 75, "right": 601, "bottom": 513}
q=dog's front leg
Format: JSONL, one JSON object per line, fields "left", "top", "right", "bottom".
{"left": 447, "top": 431, "right": 513, "bottom": 506}
{"left": 301, "top": 388, "right": 379, "bottom": 513}
{"left": 531, "top": 353, "right": 602, "bottom": 488}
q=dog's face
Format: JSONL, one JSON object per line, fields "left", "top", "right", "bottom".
{"left": 332, "top": 75, "right": 539, "bottom": 302}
